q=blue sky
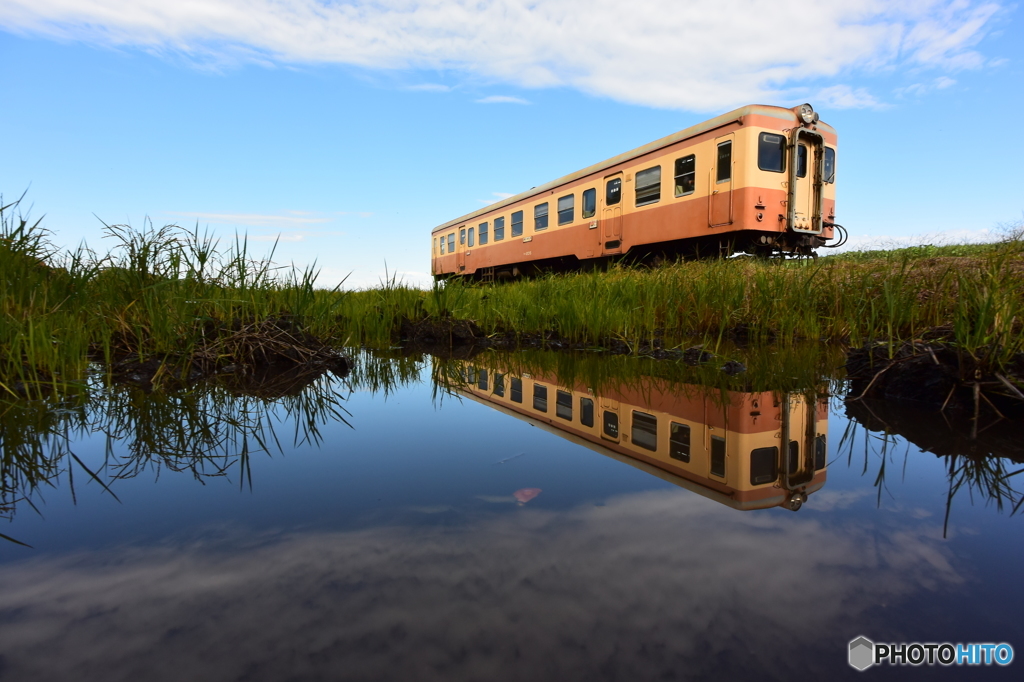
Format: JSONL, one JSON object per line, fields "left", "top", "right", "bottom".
{"left": 1, "top": 0, "right": 1022, "bottom": 289}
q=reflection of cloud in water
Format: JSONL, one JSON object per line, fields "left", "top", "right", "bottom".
{"left": 0, "top": 490, "right": 962, "bottom": 681}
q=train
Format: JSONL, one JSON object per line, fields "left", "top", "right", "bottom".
{"left": 431, "top": 103, "right": 840, "bottom": 281}
{"left": 443, "top": 358, "right": 828, "bottom": 511}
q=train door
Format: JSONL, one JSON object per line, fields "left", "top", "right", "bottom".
{"left": 455, "top": 225, "right": 466, "bottom": 272}
{"left": 599, "top": 398, "right": 621, "bottom": 443}
{"left": 779, "top": 391, "right": 815, "bottom": 489}
{"left": 788, "top": 129, "right": 824, "bottom": 235}
{"left": 709, "top": 133, "right": 734, "bottom": 227}
{"left": 601, "top": 173, "right": 623, "bottom": 255}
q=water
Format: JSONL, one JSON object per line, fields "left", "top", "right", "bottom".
{"left": 1, "top": 350, "right": 1021, "bottom": 681}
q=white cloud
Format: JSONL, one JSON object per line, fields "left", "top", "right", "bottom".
{"left": 492, "top": 192, "right": 514, "bottom": 199}
{"left": 476, "top": 95, "right": 530, "bottom": 104}
{"left": 406, "top": 83, "right": 451, "bottom": 92}
{"left": 0, "top": 0, "right": 1004, "bottom": 110}
{"left": 168, "top": 210, "right": 332, "bottom": 226}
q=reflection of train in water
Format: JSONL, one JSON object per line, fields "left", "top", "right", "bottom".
{"left": 448, "top": 361, "right": 828, "bottom": 510}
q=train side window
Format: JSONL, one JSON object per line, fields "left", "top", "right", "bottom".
{"left": 797, "top": 144, "right": 808, "bottom": 178}
{"left": 815, "top": 435, "right": 827, "bottom": 470}
{"left": 631, "top": 411, "right": 658, "bottom": 451}
{"left": 534, "top": 203, "right": 549, "bottom": 231}
{"left": 582, "top": 188, "right": 597, "bottom": 218}
{"left": 669, "top": 422, "right": 690, "bottom": 462}
{"left": 467, "top": 227, "right": 475, "bottom": 247}
{"left": 557, "top": 194, "right": 574, "bottom": 225}
{"left": 674, "top": 155, "right": 695, "bottom": 197}
{"left": 711, "top": 436, "right": 726, "bottom": 477}
{"left": 511, "top": 210, "right": 524, "bottom": 237}
{"left": 494, "top": 216, "right": 505, "bottom": 241}
{"left": 439, "top": 237, "right": 445, "bottom": 255}
{"left": 511, "top": 378, "right": 523, "bottom": 403}
{"left": 716, "top": 142, "right": 732, "bottom": 183}
{"left": 479, "top": 222, "right": 488, "bottom": 245}
{"left": 477, "top": 369, "right": 488, "bottom": 390}
{"left": 606, "top": 178, "right": 621, "bottom": 205}
{"left": 580, "top": 397, "right": 594, "bottom": 427}
{"left": 635, "top": 166, "right": 661, "bottom": 207}
{"left": 556, "top": 390, "right": 572, "bottom": 420}
{"left": 750, "top": 446, "right": 778, "bottom": 485}
{"left": 460, "top": 228, "right": 466, "bottom": 245}
{"left": 433, "top": 237, "right": 437, "bottom": 255}
{"left": 494, "top": 373, "right": 505, "bottom": 397}
{"left": 757, "top": 133, "right": 786, "bottom": 172}
{"left": 448, "top": 233, "right": 455, "bottom": 252}
{"left": 603, "top": 410, "right": 619, "bottom": 438}
{"left": 533, "top": 384, "right": 548, "bottom": 412}
{"left": 787, "top": 441, "right": 799, "bottom": 474}
{"left": 824, "top": 147, "right": 836, "bottom": 183}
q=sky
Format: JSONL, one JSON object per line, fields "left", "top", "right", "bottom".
{"left": 1, "top": 0, "right": 1022, "bottom": 289}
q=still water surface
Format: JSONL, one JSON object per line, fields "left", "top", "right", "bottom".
{"left": 1, "top": 350, "right": 1021, "bottom": 681}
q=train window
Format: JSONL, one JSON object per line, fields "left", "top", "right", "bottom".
{"left": 582, "top": 189, "right": 597, "bottom": 218}
{"left": 511, "top": 378, "right": 523, "bottom": 403}
{"left": 824, "top": 147, "right": 836, "bottom": 183}
{"left": 580, "top": 397, "right": 594, "bottom": 427}
{"left": 460, "top": 228, "right": 466, "bottom": 245}
{"left": 750, "top": 446, "right": 778, "bottom": 485}
{"left": 479, "top": 222, "right": 488, "bottom": 245}
{"left": 433, "top": 237, "right": 437, "bottom": 254}
{"left": 448, "top": 233, "right": 455, "bottom": 252}
{"left": 556, "top": 390, "right": 572, "bottom": 420}
{"left": 467, "top": 227, "right": 475, "bottom": 247}
{"left": 711, "top": 435, "right": 726, "bottom": 477}
{"left": 631, "top": 411, "right": 658, "bottom": 451}
{"left": 477, "top": 369, "right": 488, "bottom": 390}
{"left": 534, "top": 203, "right": 549, "bottom": 231}
{"left": 494, "top": 216, "right": 505, "bottom": 241}
{"left": 511, "top": 210, "right": 524, "bottom": 237}
{"left": 797, "top": 144, "right": 808, "bottom": 178}
{"left": 635, "top": 166, "right": 661, "bottom": 207}
{"left": 815, "top": 435, "right": 827, "bottom": 470}
{"left": 757, "top": 133, "right": 786, "bottom": 173}
{"left": 716, "top": 142, "right": 732, "bottom": 183}
{"left": 674, "top": 155, "right": 695, "bottom": 197}
{"left": 533, "top": 384, "right": 548, "bottom": 412}
{"left": 669, "top": 422, "right": 690, "bottom": 462}
{"left": 606, "top": 178, "right": 621, "bottom": 205}
{"left": 439, "top": 237, "right": 445, "bottom": 255}
{"left": 557, "top": 194, "right": 574, "bottom": 225}
{"left": 494, "top": 373, "right": 505, "bottom": 397}
{"left": 787, "top": 441, "right": 799, "bottom": 474}
{"left": 603, "top": 410, "right": 619, "bottom": 438}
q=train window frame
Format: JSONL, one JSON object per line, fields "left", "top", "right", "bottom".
{"left": 757, "top": 132, "right": 787, "bottom": 173}
{"left": 669, "top": 422, "right": 690, "bottom": 462}
{"left": 494, "top": 216, "right": 505, "bottom": 241}
{"left": 448, "top": 233, "right": 455, "bottom": 252}
{"left": 556, "top": 390, "right": 573, "bottom": 420}
{"left": 797, "top": 144, "right": 808, "bottom": 179}
{"left": 557, "top": 194, "right": 574, "bottom": 225}
{"left": 479, "top": 222, "right": 488, "bottom": 245}
{"left": 606, "top": 178, "right": 622, "bottom": 206}
{"left": 580, "top": 397, "right": 594, "bottom": 428}
{"left": 603, "top": 410, "right": 619, "bottom": 438}
{"left": 494, "top": 373, "right": 505, "bottom": 397}
{"left": 674, "top": 155, "right": 696, "bottom": 197}
{"left": 511, "top": 378, "right": 523, "bottom": 403}
{"left": 467, "top": 227, "right": 475, "bottom": 247}
{"left": 533, "top": 384, "right": 548, "bottom": 412}
{"left": 477, "top": 368, "right": 488, "bottom": 390}
{"left": 631, "top": 411, "right": 658, "bottom": 451}
{"left": 582, "top": 188, "right": 597, "bottom": 219}
{"left": 815, "top": 435, "right": 827, "bottom": 471}
{"left": 439, "top": 237, "right": 445, "bottom": 255}
{"left": 511, "top": 210, "right": 524, "bottom": 237}
{"left": 750, "top": 446, "right": 778, "bottom": 486}
{"left": 534, "top": 203, "right": 549, "bottom": 231}
{"left": 710, "top": 435, "right": 726, "bottom": 477}
{"left": 460, "top": 228, "right": 466, "bottom": 245}
{"left": 824, "top": 147, "right": 836, "bottom": 184}
{"left": 716, "top": 141, "right": 732, "bottom": 184}
{"left": 635, "top": 166, "right": 661, "bottom": 207}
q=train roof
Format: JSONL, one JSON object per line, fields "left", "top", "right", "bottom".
{"left": 432, "top": 103, "right": 834, "bottom": 235}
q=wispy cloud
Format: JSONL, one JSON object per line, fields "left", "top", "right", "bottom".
{"left": 476, "top": 95, "right": 529, "bottom": 104}
{"left": 407, "top": 83, "right": 451, "bottom": 92}
{"left": 0, "top": 0, "right": 1004, "bottom": 110}
{"left": 168, "top": 211, "right": 333, "bottom": 227}
{"left": 895, "top": 76, "right": 958, "bottom": 98}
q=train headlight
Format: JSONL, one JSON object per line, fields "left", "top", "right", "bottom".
{"left": 797, "top": 103, "right": 819, "bottom": 125}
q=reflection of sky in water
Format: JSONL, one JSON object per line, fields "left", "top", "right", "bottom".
{"left": 1, "top": 371, "right": 1023, "bottom": 680}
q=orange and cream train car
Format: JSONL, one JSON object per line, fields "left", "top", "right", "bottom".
{"left": 431, "top": 103, "right": 840, "bottom": 280}
{"left": 448, "top": 361, "right": 828, "bottom": 511}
